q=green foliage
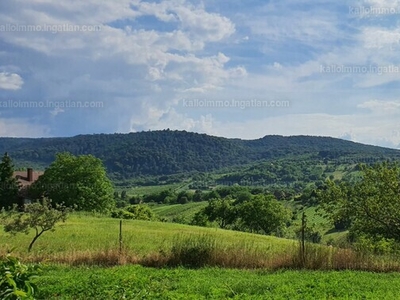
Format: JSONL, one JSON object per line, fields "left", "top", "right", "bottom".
{"left": 294, "top": 221, "right": 322, "bottom": 244}
{"left": 29, "top": 153, "right": 115, "bottom": 213}
{"left": 203, "top": 198, "right": 236, "bottom": 229}
{"left": 0, "top": 255, "right": 40, "bottom": 300}
{"left": 319, "top": 162, "right": 400, "bottom": 242}
{"left": 0, "top": 153, "right": 20, "bottom": 210}
{"left": 190, "top": 210, "right": 210, "bottom": 227}
{"left": 2, "top": 199, "right": 69, "bottom": 252}
{"left": 239, "top": 195, "right": 291, "bottom": 236}
{"left": 110, "top": 209, "right": 135, "bottom": 220}
{"left": 200, "top": 193, "right": 291, "bottom": 236}
{"left": 111, "top": 205, "right": 157, "bottom": 221}
{"left": 2, "top": 131, "right": 399, "bottom": 181}
{"left": 352, "top": 234, "right": 400, "bottom": 256}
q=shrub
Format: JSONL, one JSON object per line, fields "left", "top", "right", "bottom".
{"left": 353, "top": 234, "right": 400, "bottom": 256}
{"left": 110, "top": 209, "right": 135, "bottom": 220}
{"left": 0, "top": 255, "right": 40, "bottom": 300}
{"left": 111, "top": 205, "right": 157, "bottom": 221}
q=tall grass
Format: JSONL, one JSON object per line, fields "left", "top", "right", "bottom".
{"left": 2, "top": 214, "right": 400, "bottom": 271}
{"left": 142, "top": 234, "right": 400, "bottom": 272}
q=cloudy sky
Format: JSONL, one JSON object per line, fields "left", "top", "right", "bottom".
{"left": 0, "top": 0, "right": 400, "bottom": 148}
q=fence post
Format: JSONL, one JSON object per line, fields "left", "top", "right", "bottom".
{"left": 301, "top": 211, "right": 306, "bottom": 266}
{"left": 119, "top": 219, "right": 123, "bottom": 255}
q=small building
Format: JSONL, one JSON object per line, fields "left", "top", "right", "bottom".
{"left": 13, "top": 168, "right": 44, "bottom": 204}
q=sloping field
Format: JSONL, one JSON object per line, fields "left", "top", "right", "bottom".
{"left": 0, "top": 213, "right": 292, "bottom": 261}
{"left": 151, "top": 201, "right": 208, "bottom": 221}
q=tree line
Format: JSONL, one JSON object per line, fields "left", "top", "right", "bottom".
{"left": 2, "top": 130, "right": 398, "bottom": 180}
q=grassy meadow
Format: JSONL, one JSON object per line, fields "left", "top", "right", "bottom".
{"left": 35, "top": 265, "right": 400, "bottom": 299}
{"left": 3, "top": 213, "right": 400, "bottom": 299}
{"left": 0, "top": 213, "right": 291, "bottom": 266}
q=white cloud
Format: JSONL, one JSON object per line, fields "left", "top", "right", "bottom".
{"left": 0, "top": 72, "right": 23, "bottom": 90}
{"left": 0, "top": 0, "right": 238, "bottom": 95}
{"left": 49, "top": 107, "right": 65, "bottom": 117}
{"left": 247, "top": 9, "right": 340, "bottom": 49}
{"left": 0, "top": 118, "right": 49, "bottom": 137}
{"left": 364, "top": 0, "right": 400, "bottom": 7}
{"left": 207, "top": 112, "right": 400, "bottom": 149}
{"left": 357, "top": 99, "right": 400, "bottom": 114}
{"left": 129, "top": 106, "right": 216, "bottom": 135}
{"left": 361, "top": 27, "right": 400, "bottom": 50}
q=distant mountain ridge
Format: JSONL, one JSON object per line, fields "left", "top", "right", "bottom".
{"left": 0, "top": 130, "right": 399, "bottom": 179}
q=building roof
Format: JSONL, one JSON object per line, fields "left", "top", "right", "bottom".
{"left": 14, "top": 170, "right": 44, "bottom": 188}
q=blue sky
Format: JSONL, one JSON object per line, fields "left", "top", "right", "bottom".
{"left": 1, "top": 0, "right": 400, "bottom": 148}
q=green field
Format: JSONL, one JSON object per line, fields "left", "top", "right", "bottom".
{"left": 0, "top": 213, "right": 291, "bottom": 262}
{"left": 124, "top": 184, "right": 182, "bottom": 196}
{"left": 35, "top": 265, "right": 400, "bottom": 299}
{"left": 151, "top": 201, "right": 208, "bottom": 222}
{"left": 2, "top": 213, "right": 400, "bottom": 299}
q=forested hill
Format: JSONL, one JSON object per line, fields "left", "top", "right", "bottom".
{"left": 0, "top": 130, "right": 399, "bottom": 179}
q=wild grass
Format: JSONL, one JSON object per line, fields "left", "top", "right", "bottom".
{"left": 34, "top": 264, "right": 400, "bottom": 299}
{"left": 0, "top": 213, "right": 289, "bottom": 266}
{"left": 2, "top": 213, "right": 400, "bottom": 272}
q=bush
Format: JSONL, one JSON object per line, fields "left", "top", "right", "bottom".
{"left": 110, "top": 209, "right": 135, "bottom": 220}
{"left": 353, "top": 234, "right": 400, "bottom": 256}
{"left": 0, "top": 255, "right": 40, "bottom": 300}
{"left": 111, "top": 205, "right": 157, "bottom": 221}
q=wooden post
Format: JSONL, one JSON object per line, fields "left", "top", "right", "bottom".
{"left": 119, "top": 219, "right": 123, "bottom": 254}
{"left": 301, "top": 211, "right": 306, "bottom": 266}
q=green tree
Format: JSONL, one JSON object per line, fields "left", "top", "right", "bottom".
{"left": 2, "top": 198, "right": 69, "bottom": 252}
{"left": 319, "top": 163, "right": 400, "bottom": 241}
{"left": 29, "top": 153, "right": 114, "bottom": 212}
{"left": 203, "top": 197, "right": 236, "bottom": 229}
{"left": 0, "top": 153, "right": 20, "bottom": 210}
{"left": 239, "top": 194, "right": 291, "bottom": 235}
{"left": 192, "top": 190, "right": 203, "bottom": 202}
{"left": 317, "top": 179, "right": 353, "bottom": 230}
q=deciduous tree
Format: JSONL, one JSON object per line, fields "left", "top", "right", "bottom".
{"left": 2, "top": 198, "right": 69, "bottom": 252}
{"left": 239, "top": 194, "right": 291, "bottom": 235}
{"left": 319, "top": 163, "right": 400, "bottom": 241}
{"left": 29, "top": 153, "right": 115, "bottom": 212}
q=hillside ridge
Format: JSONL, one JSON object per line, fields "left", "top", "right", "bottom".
{"left": 0, "top": 130, "right": 399, "bottom": 179}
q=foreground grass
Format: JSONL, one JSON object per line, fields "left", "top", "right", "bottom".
{"left": 35, "top": 264, "right": 400, "bottom": 299}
